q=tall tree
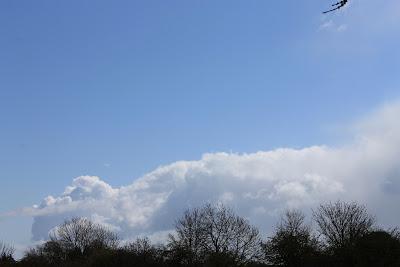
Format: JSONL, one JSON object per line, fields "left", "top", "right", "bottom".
{"left": 168, "top": 204, "right": 262, "bottom": 266}
{"left": 263, "top": 210, "right": 319, "bottom": 267}
{"left": 49, "top": 217, "right": 119, "bottom": 258}
{"left": 313, "top": 201, "right": 375, "bottom": 266}
{"left": 168, "top": 207, "right": 206, "bottom": 266}
{"left": 0, "top": 242, "right": 15, "bottom": 265}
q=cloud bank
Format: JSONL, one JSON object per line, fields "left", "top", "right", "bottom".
{"left": 27, "top": 101, "right": 400, "bottom": 242}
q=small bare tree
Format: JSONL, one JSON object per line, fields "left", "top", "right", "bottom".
{"left": 264, "top": 210, "right": 319, "bottom": 267}
{"left": 313, "top": 201, "right": 375, "bottom": 250}
{"left": 0, "top": 241, "right": 15, "bottom": 263}
{"left": 126, "top": 237, "right": 153, "bottom": 255}
{"left": 125, "top": 237, "right": 164, "bottom": 264}
{"left": 50, "top": 217, "right": 119, "bottom": 256}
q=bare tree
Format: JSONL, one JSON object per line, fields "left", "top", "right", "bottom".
{"left": 202, "top": 204, "right": 261, "bottom": 263}
{"left": 168, "top": 204, "right": 262, "bottom": 266}
{"left": 313, "top": 201, "right": 375, "bottom": 250}
{"left": 49, "top": 217, "right": 119, "bottom": 256}
{"left": 264, "top": 210, "right": 319, "bottom": 267}
{"left": 21, "top": 240, "right": 65, "bottom": 265}
{"left": 388, "top": 227, "right": 400, "bottom": 241}
{"left": 0, "top": 241, "right": 15, "bottom": 263}
{"left": 168, "top": 207, "right": 206, "bottom": 265}
{"left": 0, "top": 242, "right": 14, "bottom": 256}
{"left": 126, "top": 237, "right": 154, "bottom": 255}
{"left": 124, "top": 237, "right": 165, "bottom": 265}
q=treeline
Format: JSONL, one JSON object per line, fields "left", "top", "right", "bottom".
{"left": 1, "top": 201, "right": 400, "bottom": 267}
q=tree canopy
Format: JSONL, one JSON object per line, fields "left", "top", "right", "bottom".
{"left": 3, "top": 201, "right": 400, "bottom": 267}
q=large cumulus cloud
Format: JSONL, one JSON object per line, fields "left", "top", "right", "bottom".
{"left": 27, "top": 101, "right": 400, "bottom": 242}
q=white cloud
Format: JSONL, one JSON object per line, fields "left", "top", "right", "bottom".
{"left": 319, "top": 20, "right": 334, "bottom": 30}
{"left": 12, "top": 101, "right": 400, "bottom": 242}
{"left": 318, "top": 19, "right": 347, "bottom": 32}
{"left": 336, "top": 24, "right": 348, "bottom": 32}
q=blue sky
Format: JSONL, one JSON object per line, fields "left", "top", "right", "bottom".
{"left": 1, "top": 0, "right": 400, "bottom": 255}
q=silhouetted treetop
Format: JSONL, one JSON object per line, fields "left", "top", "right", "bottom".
{"left": 0, "top": 241, "right": 15, "bottom": 265}
{"left": 168, "top": 204, "right": 262, "bottom": 266}
{"left": 264, "top": 210, "right": 319, "bottom": 267}
{"left": 49, "top": 217, "right": 119, "bottom": 255}
{"left": 8, "top": 200, "right": 400, "bottom": 267}
{"left": 313, "top": 201, "right": 375, "bottom": 251}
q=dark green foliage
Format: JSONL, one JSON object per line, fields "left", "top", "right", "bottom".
{"left": 203, "top": 252, "right": 239, "bottom": 267}
{"left": 86, "top": 247, "right": 167, "bottom": 267}
{"left": 354, "top": 231, "right": 400, "bottom": 267}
